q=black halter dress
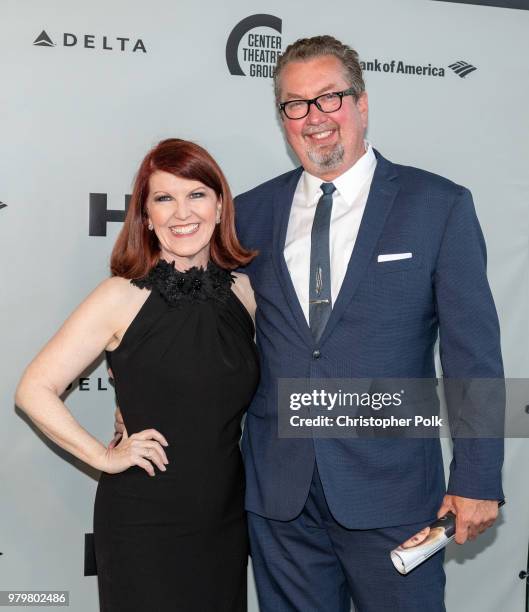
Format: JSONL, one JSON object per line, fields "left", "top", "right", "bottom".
{"left": 94, "top": 261, "right": 260, "bottom": 611}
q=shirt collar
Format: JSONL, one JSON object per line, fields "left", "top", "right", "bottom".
{"left": 302, "top": 141, "right": 377, "bottom": 207}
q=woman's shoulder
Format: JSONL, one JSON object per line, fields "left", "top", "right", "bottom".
{"left": 231, "top": 272, "right": 253, "bottom": 297}
{"left": 98, "top": 275, "right": 142, "bottom": 297}
{"left": 231, "top": 272, "right": 256, "bottom": 320}
{"left": 84, "top": 276, "right": 152, "bottom": 348}
{"left": 88, "top": 276, "right": 151, "bottom": 313}
{"left": 231, "top": 271, "right": 251, "bottom": 288}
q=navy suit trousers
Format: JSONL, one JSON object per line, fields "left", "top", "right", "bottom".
{"left": 248, "top": 464, "right": 446, "bottom": 612}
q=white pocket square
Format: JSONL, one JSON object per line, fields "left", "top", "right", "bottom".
{"left": 377, "top": 252, "right": 413, "bottom": 263}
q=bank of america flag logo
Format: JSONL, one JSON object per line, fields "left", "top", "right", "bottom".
{"left": 33, "top": 30, "right": 55, "bottom": 47}
{"left": 448, "top": 61, "right": 477, "bottom": 78}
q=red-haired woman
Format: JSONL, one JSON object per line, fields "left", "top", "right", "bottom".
{"left": 16, "top": 139, "right": 260, "bottom": 611}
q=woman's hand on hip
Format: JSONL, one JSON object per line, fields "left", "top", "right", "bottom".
{"left": 101, "top": 429, "right": 169, "bottom": 476}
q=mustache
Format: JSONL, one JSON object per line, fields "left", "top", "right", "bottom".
{"left": 302, "top": 123, "right": 337, "bottom": 137}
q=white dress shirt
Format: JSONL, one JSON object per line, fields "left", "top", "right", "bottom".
{"left": 284, "top": 142, "right": 377, "bottom": 324}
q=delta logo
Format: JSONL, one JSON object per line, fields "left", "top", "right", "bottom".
{"left": 33, "top": 29, "right": 147, "bottom": 53}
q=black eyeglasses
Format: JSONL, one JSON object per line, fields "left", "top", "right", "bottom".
{"left": 278, "top": 87, "right": 357, "bottom": 120}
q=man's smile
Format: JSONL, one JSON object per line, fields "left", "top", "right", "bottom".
{"left": 303, "top": 126, "right": 338, "bottom": 146}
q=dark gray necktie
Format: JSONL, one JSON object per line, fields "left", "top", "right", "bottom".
{"left": 309, "top": 182, "right": 335, "bottom": 342}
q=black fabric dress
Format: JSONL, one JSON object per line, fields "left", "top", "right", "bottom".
{"left": 94, "top": 261, "right": 259, "bottom": 612}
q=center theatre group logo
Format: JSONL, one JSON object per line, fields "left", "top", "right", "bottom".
{"left": 0, "top": 202, "right": 6, "bottom": 211}
{"left": 33, "top": 29, "right": 147, "bottom": 53}
{"left": 226, "top": 14, "right": 282, "bottom": 78}
{"left": 360, "top": 57, "right": 477, "bottom": 78}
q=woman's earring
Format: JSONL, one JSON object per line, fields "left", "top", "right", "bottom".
{"left": 148, "top": 222, "right": 153, "bottom": 230}
{"left": 216, "top": 208, "right": 221, "bottom": 224}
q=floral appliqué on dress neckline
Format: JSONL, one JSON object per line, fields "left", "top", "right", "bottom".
{"left": 131, "top": 259, "right": 235, "bottom": 305}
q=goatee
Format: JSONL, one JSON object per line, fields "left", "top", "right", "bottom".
{"left": 307, "top": 143, "right": 345, "bottom": 170}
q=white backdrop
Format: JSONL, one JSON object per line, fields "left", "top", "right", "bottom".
{"left": 1, "top": 0, "right": 528, "bottom": 610}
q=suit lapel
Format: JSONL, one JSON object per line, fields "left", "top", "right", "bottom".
{"left": 271, "top": 167, "right": 314, "bottom": 345}
{"left": 319, "top": 152, "right": 400, "bottom": 346}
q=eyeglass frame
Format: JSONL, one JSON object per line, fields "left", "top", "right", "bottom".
{"left": 278, "top": 87, "right": 358, "bottom": 120}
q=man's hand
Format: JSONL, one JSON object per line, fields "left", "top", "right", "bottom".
{"left": 107, "top": 367, "right": 127, "bottom": 449}
{"left": 108, "top": 406, "right": 127, "bottom": 449}
{"left": 113, "top": 406, "right": 126, "bottom": 436}
{"left": 437, "top": 495, "right": 499, "bottom": 544}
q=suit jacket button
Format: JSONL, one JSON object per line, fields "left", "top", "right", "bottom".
{"left": 312, "top": 350, "right": 321, "bottom": 359}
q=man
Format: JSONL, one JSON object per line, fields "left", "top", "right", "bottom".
{"left": 232, "top": 36, "right": 503, "bottom": 611}
{"left": 115, "top": 35, "right": 503, "bottom": 611}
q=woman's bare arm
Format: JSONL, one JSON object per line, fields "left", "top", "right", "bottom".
{"left": 15, "top": 277, "right": 168, "bottom": 475}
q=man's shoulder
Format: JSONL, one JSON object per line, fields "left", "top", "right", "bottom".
{"left": 235, "top": 167, "right": 302, "bottom": 205}
{"left": 378, "top": 151, "right": 467, "bottom": 197}
{"left": 399, "top": 164, "right": 463, "bottom": 192}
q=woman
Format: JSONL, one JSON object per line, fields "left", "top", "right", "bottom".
{"left": 16, "top": 138, "right": 260, "bottom": 611}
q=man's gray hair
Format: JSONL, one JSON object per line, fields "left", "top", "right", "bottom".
{"left": 274, "top": 35, "right": 365, "bottom": 104}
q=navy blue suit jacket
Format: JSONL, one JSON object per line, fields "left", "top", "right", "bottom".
{"left": 235, "top": 150, "right": 504, "bottom": 529}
